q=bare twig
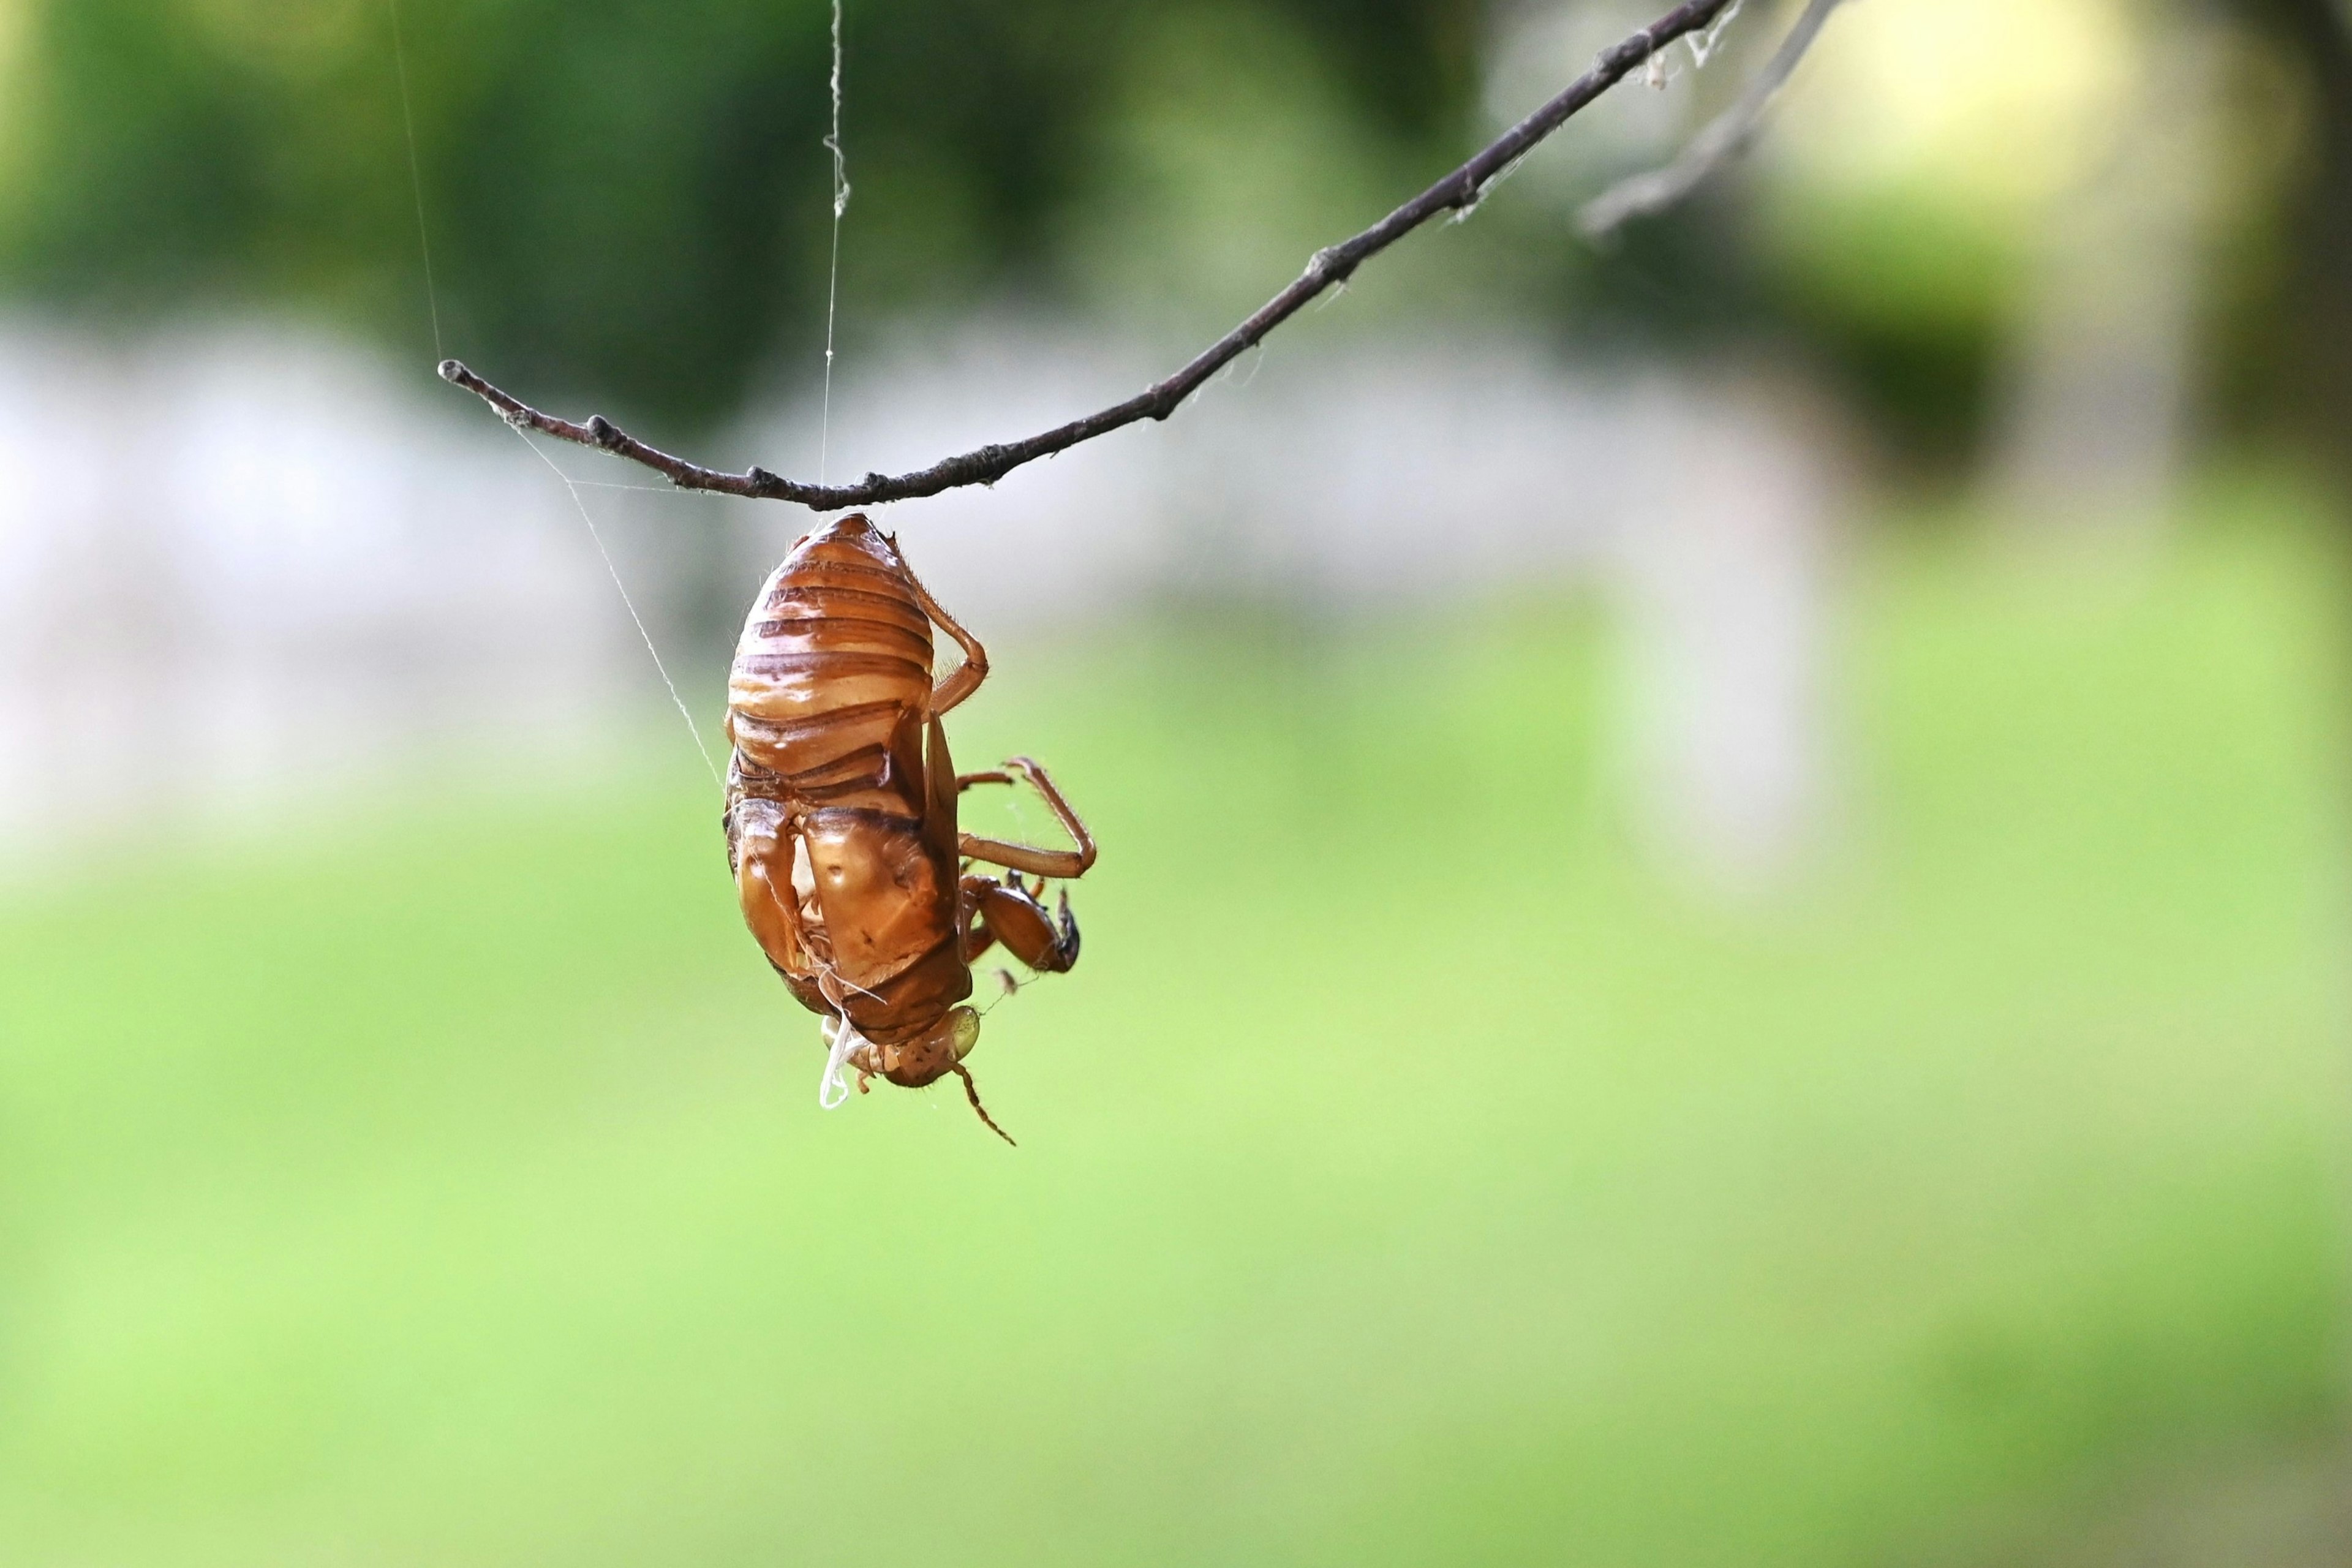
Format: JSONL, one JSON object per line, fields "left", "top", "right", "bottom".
{"left": 440, "top": 0, "right": 1740, "bottom": 512}
{"left": 1580, "top": 0, "right": 1849, "bottom": 239}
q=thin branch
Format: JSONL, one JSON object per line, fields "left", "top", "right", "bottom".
{"left": 1579, "top": 0, "right": 1849, "bottom": 239}
{"left": 440, "top": 0, "right": 1740, "bottom": 513}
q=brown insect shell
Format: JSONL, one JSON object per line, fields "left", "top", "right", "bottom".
{"left": 723, "top": 515, "right": 975, "bottom": 1078}
{"left": 845, "top": 1005, "right": 981, "bottom": 1092}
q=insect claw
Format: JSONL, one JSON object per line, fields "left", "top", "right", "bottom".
{"left": 996, "top": 968, "right": 1019, "bottom": 997}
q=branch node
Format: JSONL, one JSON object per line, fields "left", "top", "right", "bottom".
{"left": 585, "top": 415, "right": 619, "bottom": 448}
{"left": 1309, "top": 244, "right": 1359, "bottom": 285}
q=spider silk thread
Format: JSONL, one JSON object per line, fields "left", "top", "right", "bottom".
{"left": 386, "top": 0, "right": 442, "bottom": 359}
{"left": 818, "top": 0, "right": 851, "bottom": 486}
{"left": 388, "top": 2, "right": 724, "bottom": 794}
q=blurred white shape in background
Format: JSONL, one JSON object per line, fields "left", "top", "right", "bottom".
{"left": 0, "top": 315, "right": 1842, "bottom": 893}
{"left": 765, "top": 319, "right": 1845, "bottom": 890}
{"left": 0, "top": 319, "right": 630, "bottom": 870}
{"left": 1612, "top": 369, "right": 1841, "bottom": 891}
{"left": 805, "top": 323, "right": 1677, "bottom": 609}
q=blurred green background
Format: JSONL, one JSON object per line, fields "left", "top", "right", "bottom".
{"left": 4, "top": 1, "right": 2352, "bottom": 1564}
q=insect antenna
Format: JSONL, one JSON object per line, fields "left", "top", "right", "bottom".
{"left": 950, "top": 1063, "right": 1017, "bottom": 1147}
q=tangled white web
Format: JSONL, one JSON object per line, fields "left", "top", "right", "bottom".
{"left": 818, "top": 1012, "right": 866, "bottom": 1109}
{"left": 1685, "top": 0, "right": 1745, "bottom": 68}
{"left": 814, "top": 963, "right": 889, "bottom": 1109}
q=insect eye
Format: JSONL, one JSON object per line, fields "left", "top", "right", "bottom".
{"left": 948, "top": 1007, "right": 982, "bottom": 1060}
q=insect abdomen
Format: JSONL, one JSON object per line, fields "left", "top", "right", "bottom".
{"left": 725, "top": 520, "right": 933, "bottom": 794}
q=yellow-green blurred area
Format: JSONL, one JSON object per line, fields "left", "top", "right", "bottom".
{"left": 3, "top": 500, "right": 2347, "bottom": 1565}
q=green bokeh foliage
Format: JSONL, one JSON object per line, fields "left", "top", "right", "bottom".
{"left": 0, "top": 0, "right": 1478, "bottom": 429}
{"left": 0, "top": 505, "right": 2343, "bottom": 1564}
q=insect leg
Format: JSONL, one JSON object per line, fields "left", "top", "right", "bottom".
{"left": 956, "top": 756, "right": 1097, "bottom": 879}
{"left": 959, "top": 874, "right": 1003, "bottom": 962}
{"left": 892, "top": 544, "right": 990, "bottom": 718}
{"left": 735, "top": 810, "right": 820, "bottom": 974}
{"left": 966, "top": 877, "right": 1080, "bottom": 974}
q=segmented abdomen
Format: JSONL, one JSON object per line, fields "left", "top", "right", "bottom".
{"left": 724, "top": 515, "right": 967, "bottom": 1033}
{"left": 725, "top": 520, "right": 932, "bottom": 806}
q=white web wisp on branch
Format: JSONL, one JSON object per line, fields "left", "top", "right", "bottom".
{"left": 1685, "top": 0, "right": 1744, "bottom": 67}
